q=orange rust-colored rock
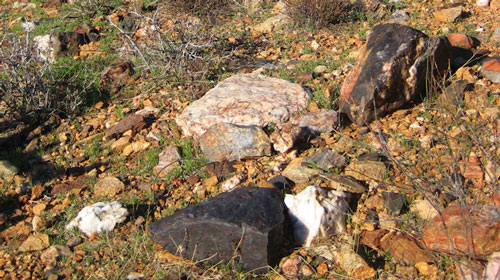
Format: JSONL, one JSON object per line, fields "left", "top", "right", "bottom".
{"left": 422, "top": 204, "right": 500, "bottom": 256}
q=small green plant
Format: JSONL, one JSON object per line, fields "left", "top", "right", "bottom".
{"left": 84, "top": 138, "right": 101, "bottom": 164}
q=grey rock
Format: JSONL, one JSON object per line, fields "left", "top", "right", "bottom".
{"left": 345, "top": 160, "right": 386, "bottom": 183}
{"left": 0, "top": 160, "right": 18, "bottom": 177}
{"left": 492, "top": 27, "right": 500, "bottom": 42}
{"left": 303, "top": 149, "right": 345, "bottom": 170}
{"left": 282, "top": 158, "right": 321, "bottom": 185}
{"left": 339, "top": 23, "right": 452, "bottom": 125}
{"left": 199, "top": 123, "right": 271, "bottom": 162}
{"left": 148, "top": 187, "right": 285, "bottom": 272}
{"left": 390, "top": 10, "right": 410, "bottom": 23}
{"left": 176, "top": 73, "right": 311, "bottom": 138}
{"left": 381, "top": 192, "right": 405, "bottom": 215}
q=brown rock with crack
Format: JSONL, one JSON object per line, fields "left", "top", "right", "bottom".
{"left": 339, "top": 23, "right": 451, "bottom": 125}
{"left": 422, "top": 204, "right": 500, "bottom": 256}
{"left": 380, "top": 232, "right": 433, "bottom": 265}
{"left": 105, "top": 114, "right": 147, "bottom": 139}
{"left": 447, "top": 33, "right": 474, "bottom": 49}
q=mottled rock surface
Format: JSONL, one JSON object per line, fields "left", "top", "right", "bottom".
{"left": 422, "top": 204, "right": 500, "bottom": 256}
{"left": 175, "top": 73, "right": 311, "bottom": 138}
{"left": 93, "top": 176, "right": 125, "bottom": 197}
{"left": 148, "top": 187, "right": 285, "bottom": 272}
{"left": 199, "top": 123, "right": 271, "bottom": 162}
{"left": 339, "top": 23, "right": 451, "bottom": 125}
{"left": 481, "top": 58, "right": 500, "bottom": 83}
{"left": 153, "top": 146, "right": 181, "bottom": 177}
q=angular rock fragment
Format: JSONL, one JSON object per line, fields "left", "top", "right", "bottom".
{"left": 422, "top": 204, "right": 500, "bottom": 256}
{"left": 153, "top": 145, "right": 181, "bottom": 177}
{"left": 100, "top": 60, "right": 134, "bottom": 89}
{"left": 380, "top": 232, "right": 433, "bottom": 265}
{"left": 282, "top": 157, "right": 321, "bottom": 185}
{"left": 434, "top": 5, "right": 463, "bottom": 23}
{"left": 284, "top": 186, "right": 350, "bottom": 247}
{"left": 199, "top": 123, "right": 271, "bottom": 162}
{"left": 148, "top": 187, "right": 285, "bottom": 272}
{"left": 334, "top": 243, "right": 376, "bottom": 279}
{"left": 345, "top": 160, "right": 386, "bottom": 183}
{"left": 93, "top": 176, "right": 125, "bottom": 197}
{"left": 0, "top": 160, "right": 18, "bottom": 177}
{"left": 303, "top": 148, "right": 345, "bottom": 170}
{"left": 382, "top": 192, "right": 405, "bottom": 215}
{"left": 175, "top": 73, "right": 310, "bottom": 138}
{"left": 484, "top": 251, "right": 500, "bottom": 280}
{"left": 339, "top": 23, "right": 451, "bottom": 125}
{"left": 106, "top": 114, "right": 148, "bottom": 139}
{"left": 18, "top": 233, "right": 50, "bottom": 252}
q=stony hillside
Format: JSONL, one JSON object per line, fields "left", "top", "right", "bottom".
{"left": 0, "top": 0, "right": 499, "bottom": 279}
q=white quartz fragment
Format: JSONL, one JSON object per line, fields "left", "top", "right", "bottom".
{"left": 66, "top": 201, "right": 128, "bottom": 237}
{"left": 285, "top": 186, "right": 350, "bottom": 247}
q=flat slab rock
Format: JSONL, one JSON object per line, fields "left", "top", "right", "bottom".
{"left": 175, "top": 73, "right": 311, "bottom": 138}
{"left": 148, "top": 187, "right": 285, "bottom": 272}
{"left": 340, "top": 23, "right": 451, "bottom": 125}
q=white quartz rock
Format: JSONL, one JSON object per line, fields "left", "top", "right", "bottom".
{"left": 285, "top": 186, "right": 350, "bottom": 247}
{"left": 66, "top": 201, "right": 128, "bottom": 237}
{"left": 484, "top": 252, "right": 500, "bottom": 280}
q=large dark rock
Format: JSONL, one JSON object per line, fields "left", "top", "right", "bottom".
{"left": 148, "top": 187, "right": 285, "bottom": 272}
{"left": 339, "top": 23, "right": 451, "bottom": 125}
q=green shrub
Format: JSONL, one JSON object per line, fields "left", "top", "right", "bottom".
{"left": 0, "top": 34, "right": 106, "bottom": 122}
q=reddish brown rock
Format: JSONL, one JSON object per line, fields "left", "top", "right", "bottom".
{"left": 105, "top": 114, "right": 147, "bottom": 139}
{"left": 360, "top": 229, "right": 388, "bottom": 251}
{"left": 339, "top": 24, "right": 451, "bottom": 125}
{"left": 447, "top": 33, "right": 474, "bottom": 49}
{"left": 422, "top": 204, "right": 500, "bottom": 256}
{"left": 380, "top": 232, "right": 433, "bottom": 265}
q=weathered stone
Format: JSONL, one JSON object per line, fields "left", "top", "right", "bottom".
{"left": 279, "top": 254, "right": 302, "bottom": 278}
{"left": 270, "top": 122, "right": 302, "bottom": 153}
{"left": 303, "top": 149, "right": 345, "bottom": 170}
{"left": 491, "top": 0, "right": 500, "bottom": 9}
{"left": 41, "top": 245, "right": 72, "bottom": 264}
{"left": 334, "top": 243, "right": 376, "bottom": 279}
{"left": 481, "top": 58, "right": 500, "bottom": 83}
{"left": 0, "top": 160, "right": 18, "bottom": 177}
{"left": 339, "top": 23, "right": 451, "bottom": 125}
{"left": 148, "top": 187, "right": 285, "bottom": 272}
{"left": 199, "top": 123, "right": 271, "bottom": 162}
{"left": 380, "top": 232, "right": 433, "bottom": 265}
{"left": 282, "top": 158, "right": 321, "bottom": 185}
{"left": 290, "top": 109, "right": 339, "bottom": 135}
{"left": 254, "top": 13, "right": 290, "bottom": 33}
{"left": 176, "top": 73, "right": 310, "bottom": 138}
{"left": 153, "top": 146, "right": 181, "bottom": 177}
{"left": 93, "top": 176, "right": 125, "bottom": 197}
{"left": 323, "top": 174, "right": 367, "bottom": 193}
{"left": 345, "top": 160, "right": 386, "bottom": 183}
{"left": 422, "top": 204, "right": 500, "bottom": 256}
{"left": 455, "top": 260, "right": 484, "bottom": 280}
{"left": 390, "top": 10, "right": 410, "bottom": 23}
{"left": 410, "top": 199, "right": 439, "bottom": 220}
{"left": 434, "top": 5, "right": 463, "bottom": 22}
{"left": 33, "top": 34, "right": 60, "bottom": 62}
{"left": 106, "top": 114, "right": 148, "bottom": 139}
{"left": 415, "top": 262, "right": 437, "bottom": 277}
{"left": 382, "top": 192, "right": 405, "bottom": 215}
{"left": 100, "top": 60, "right": 134, "bottom": 89}
{"left": 360, "top": 229, "right": 388, "bottom": 251}
{"left": 111, "top": 136, "right": 130, "bottom": 151}
{"left": 18, "top": 233, "right": 50, "bottom": 252}
{"left": 437, "top": 80, "right": 467, "bottom": 111}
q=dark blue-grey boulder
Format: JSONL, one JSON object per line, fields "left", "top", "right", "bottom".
{"left": 148, "top": 187, "right": 285, "bottom": 272}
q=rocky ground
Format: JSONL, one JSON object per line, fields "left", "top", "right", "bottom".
{"left": 0, "top": 0, "right": 500, "bottom": 279}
